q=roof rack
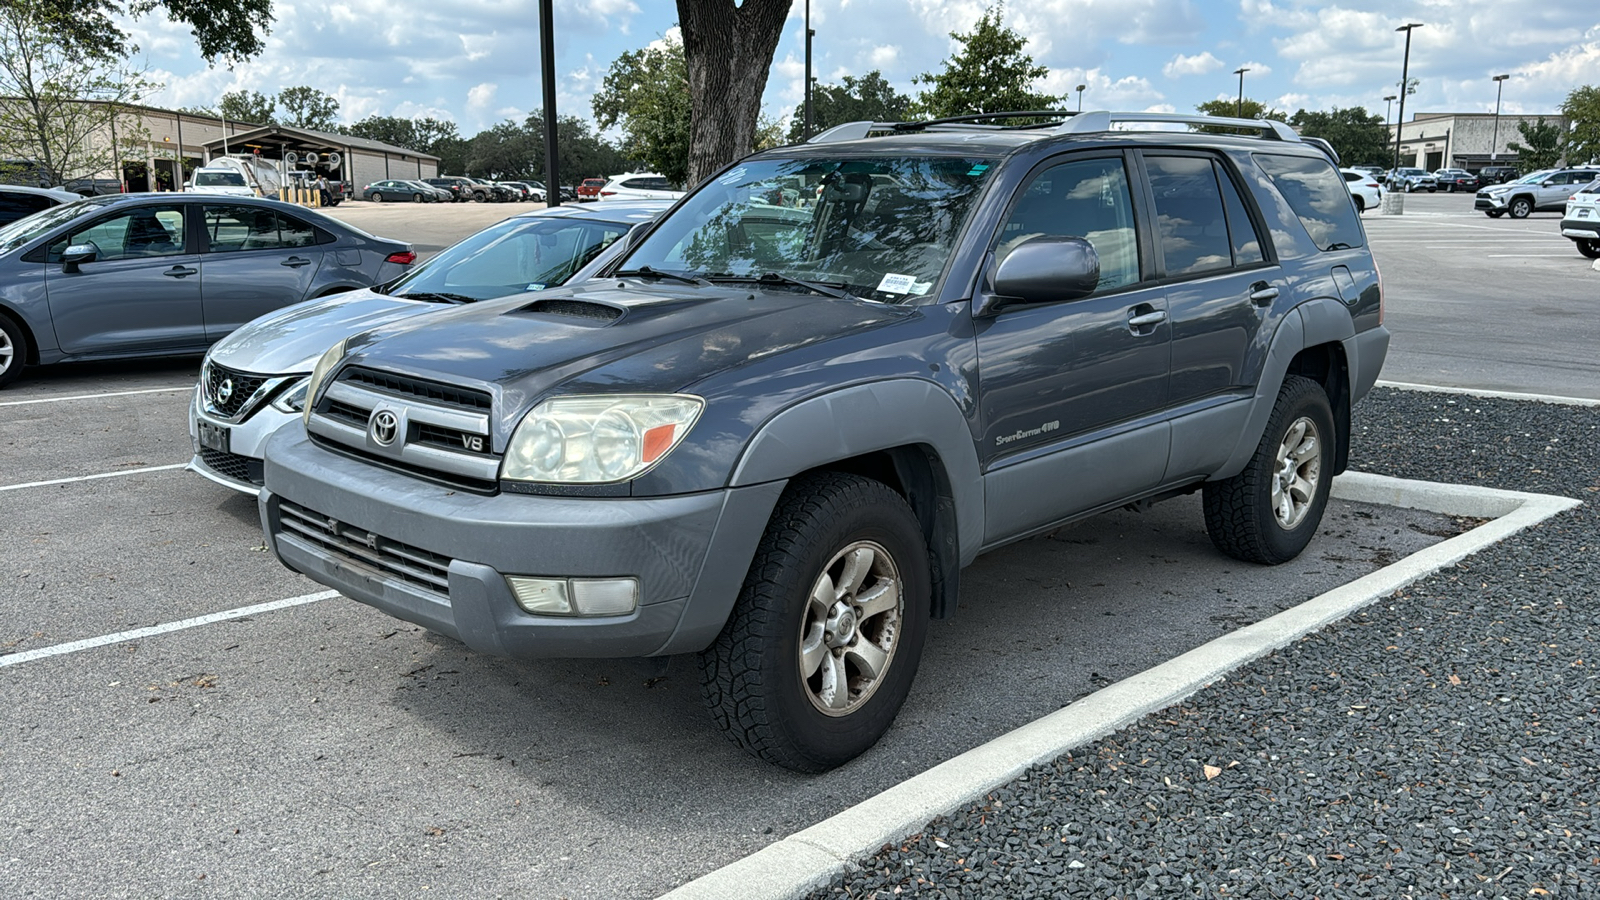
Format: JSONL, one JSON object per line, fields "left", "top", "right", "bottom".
{"left": 808, "top": 110, "right": 1310, "bottom": 148}
{"left": 1057, "top": 111, "right": 1301, "bottom": 142}
{"left": 808, "top": 110, "right": 1078, "bottom": 143}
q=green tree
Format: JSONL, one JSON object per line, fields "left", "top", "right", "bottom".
{"left": 345, "top": 114, "right": 421, "bottom": 151}
{"left": 1507, "top": 118, "right": 1565, "bottom": 171}
{"left": 219, "top": 89, "right": 275, "bottom": 125}
{"left": 911, "top": 4, "right": 1055, "bottom": 119}
{"left": 1196, "top": 98, "right": 1284, "bottom": 122}
{"left": 277, "top": 85, "right": 339, "bottom": 131}
{"left": 0, "top": 0, "right": 155, "bottom": 183}
{"left": 33, "top": 0, "right": 272, "bottom": 64}
{"left": 1559, "top": 85, "right": 1600, "bottom": 166}
{"left": 1288, "top": 107, "right": 1388, "bottom": 166}
{"left": 521, "top": 112, "right": 628, "bottom": 182}
{"left": 464, "top": 120, "right": 533, "bottom": 179}
{"left": 787, "top": 70, "right": 911, "bottom": 141}
{"left": 593, "top": 34, "right": 694, "bottom": 184}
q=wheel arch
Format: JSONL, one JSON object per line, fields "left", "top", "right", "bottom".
{"left": 0, "top": 303, "right": 41, "bottom": 366}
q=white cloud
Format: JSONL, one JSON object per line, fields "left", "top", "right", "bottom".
{"left": 1164, "top": 51, "right": 1224, "bottom": 78}
{"left": 466, "top": 83, "right": 497, "bottom": 112}
{"left": 869, "top": 44, "right": 900, "bottom": 68}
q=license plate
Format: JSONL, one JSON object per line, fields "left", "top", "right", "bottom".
{"left": 1579, "top": 209, "right": 1593, "bottom": 218}
{"left": 197, "top": 420, "right": 230, "bottom": 453}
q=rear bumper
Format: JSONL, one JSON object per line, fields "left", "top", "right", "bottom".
{"left": 1560, "top": 218, "right": 1600, "bottom": 239}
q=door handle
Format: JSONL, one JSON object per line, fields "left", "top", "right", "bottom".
{"left": 164, "top": 266, "right": 198, "bottom": 278}
{"left": 1127, "top": 308, "right": 1167, "bottom": 334}
{"left": 1249, "top": 282, "right": 1280, "bottom": 306}
{"left": 281, "top": 257, "right": 312, "bottom": 268}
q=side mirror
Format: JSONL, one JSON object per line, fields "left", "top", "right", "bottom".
{"left": 975, "top": 236, "right": 1100, "bottom": 317}
{"left": 61, "top": 242, "right": 99, "bottom": 272}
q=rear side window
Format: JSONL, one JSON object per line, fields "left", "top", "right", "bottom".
{"left": 1144, "top": 155, "right": 1233, "bottom": 278}
{"left": 1215, "top": 162, "right": 1265, "bottom": 266}
{"left": 1254, "top": 154, "right": 1365, "bottom": 251}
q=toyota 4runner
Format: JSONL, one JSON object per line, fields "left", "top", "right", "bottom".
{"left": 258, "top": 110, "right": 1389, "bottom": 772}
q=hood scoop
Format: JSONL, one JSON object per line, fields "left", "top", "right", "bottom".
{"left": 518, "top": 298, "right": 625, "bottom": 323}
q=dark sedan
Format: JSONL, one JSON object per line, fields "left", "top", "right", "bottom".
{"left": 1433, "top": 169, "right": 1479, "bottom": 192}
{"left": 0, "top": 193, "right": 414, "bottom": 388}
{"left": 362, "top": 180, "right": 436, "bottom": 203}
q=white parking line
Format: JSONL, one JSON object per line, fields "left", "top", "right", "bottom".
{"left": 0, "top": 463, "right": 186, "bottom": 492}
{"left": 0, "top": 386, "right": 193, "bottom": 407}
{"left": 0, "top": 590, "right": 339, "bottom": 669}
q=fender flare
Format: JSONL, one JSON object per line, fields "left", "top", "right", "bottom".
{"left": 729, "top": 379, "right": 985, "bottom": 570}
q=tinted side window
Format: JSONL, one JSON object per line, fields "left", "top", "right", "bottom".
{"left": 0, "top": 195, "right": 35, "bottom": 226}
{"left": 53, "top": 206, "right": 186, "bottom": 261}
{"left": 1254, "top": 154, "right": 1365, "bottom": 251}
{"left": 1145, "top": 155, "right": 1233, "bottom": 277}
{"left": 994, "top": 156, "right": 1140, "bottom": 293}
{"left": 1215, "top": 161, "right": 1265, "bottom": 266}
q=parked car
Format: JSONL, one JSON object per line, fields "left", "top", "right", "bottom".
{"left": 1340, "top": 167, "right": 1382, "bottom": 212}
{"left": 576, "top": 177, "right": 607, "bottom": 202}
{"left": 0, "top": 158, "right": 59, "bottom": 189}
{"left": 189, "top": 165, "right": 257, "bottom": 198}
{"left": 187, "top": 200, "right": 671, "bottom": 493}
{"left": 598, "top": 172, "right": 686, "bottom": 201}
{"left": 1477, "top": 165, "right": 1519, "bottom": 186}
{"left": 1432, "top": 168, "right": 1479, "bottom": 192}
{"left": 61, "top": 177, "right": 124, "bottom": 197}
{"left": 362, "top": 180, "right": 435, "bottom": 203}
{"left": 1390, "top": 167, "right": 1436, "bottom": 192}
{"left": 1475, "top": 168, "right": 1600, "bottom": 218}
{"left": 459, "top": 177, "right": 514, "bottom": 202}
{"left": 0, "top": 185, "right": 83, "bottom": 229}
{"left": 258, "top": 109, "right": 1388, "bottom": 772}
{"left": 506, "top": 181, "right": 548, "bottom": 202}
{"left": 0, "top": 193, "right": 413, "bottom": 389}
{"left": 425, "top": 177, "right": 474, "bottom": 202}
{"left": 1560, "top": 178, "right": 1600, "bottom": 259}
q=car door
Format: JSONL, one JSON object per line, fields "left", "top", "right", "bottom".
{"left": 975, "top": 152, "right": 1172, "bottom": 544}
{"left": 42, "top": 202, "right": 205, "bottom": 355}
{"left": 198, "top": 203, "right": 326, "bottom": 340}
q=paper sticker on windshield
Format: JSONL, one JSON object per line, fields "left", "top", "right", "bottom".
{"left": 909, "top": 281, "right": 933, "bottom": 295}
{"left": 876, "top": 273, "right": 917, "bottom": 294}
{"left": 526, "top": 283, "right": 547, "bottom": 291}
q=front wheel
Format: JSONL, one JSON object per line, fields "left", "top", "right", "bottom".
{"left": 0, "top": 313, "right": 25, "bottom": 389}
{"left": 699, "top": 472, "right": 930, "bottom": 772}
{"left": 1203, "top": 375, "right": 1335, "bottom": 565}
{"left": 1509, "top": 197, "right": 1532, "bottom": 218}
{"left": 412, "top": 193, "right": 423, "bottom": 202}
{"left": 1577, "top": 238, "right": 1600, "bottom": 260}
{"left": 1486, "top": 210, "right": 1505, "bottom": 218}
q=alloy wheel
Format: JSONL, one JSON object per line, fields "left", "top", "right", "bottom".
{"left": 797, "top": 540, "right": 903, "bottom": 716}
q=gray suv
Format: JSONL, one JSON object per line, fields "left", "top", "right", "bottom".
{"left": 1475, "top": 168, "right": 1600, "bottom": 218}
{"left": 258, "top": 111, "right": 1389, "bottom": 771}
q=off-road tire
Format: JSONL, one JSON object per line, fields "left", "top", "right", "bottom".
{"left": 1203, "top": 375, "right": 1335, "bottom": 565}
{"left": 1509, "top": 196, "right": 1532, "bottom": 219}
{"left": 699, "top": 471, "right": 930, "bottom": 772}
{"left": 1576, "top": 238, "right": 1600, "bottom": 260}
{"left": 0, "top": 312, "right": 27, "bottom": 389}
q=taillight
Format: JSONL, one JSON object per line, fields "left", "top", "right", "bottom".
{"left": 386, "top": 251, "right": 417, "bottom": 265}
{"left": 600, "top": 191, "right": 616, "bottom": 197}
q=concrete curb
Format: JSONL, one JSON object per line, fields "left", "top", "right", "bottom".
{"left": 657, "top": 473, "right": 1582, "bottom": 900}
{"left": 1374, "top": 380, "right": 1600, "bottom": 407}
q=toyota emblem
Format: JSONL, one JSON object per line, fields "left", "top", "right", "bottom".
{"left": 217, "top": 378, "right": 234, "bottom": 404}
{"left": 370, "top": 409, "right": 399, "bottom": 446}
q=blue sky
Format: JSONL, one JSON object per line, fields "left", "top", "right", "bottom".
{"left": 130, "top": 0, "right": 1600, "bottom": 136}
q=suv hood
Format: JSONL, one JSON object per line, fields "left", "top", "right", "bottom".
{"left": 208, "top": 289, "right": 440, "bottom": 375}
{"left": 342, "top": 280, "right": 912, "bottom": 429}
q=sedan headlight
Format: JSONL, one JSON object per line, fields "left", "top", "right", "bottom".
{"left": 301, "top": 339, "right": 348, "bottom": 426}
{"left": 270, "top": 377, "right": 311, "bottom": 414}
{"left": 502, "top": 394, "right": 704, "bottom": 483}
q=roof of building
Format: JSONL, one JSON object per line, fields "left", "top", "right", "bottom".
{"left": 195, "top": 123, "right": 440, "bottom": 160}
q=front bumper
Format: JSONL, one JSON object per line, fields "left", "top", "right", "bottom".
{"left": 187, "top": 383, "right": 302, "bottom": 496}
{"left": 1560, "top": 216, "right": 1600, "bottom": 239}
{"left": 1475, "top": 193, "right": 1508, "bottom": 210}
{"left": 258, "top": 428, "right": 784, "bottom": 659}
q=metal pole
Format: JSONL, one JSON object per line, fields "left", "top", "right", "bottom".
{"left": 175, "top": 112, "right": 184, "bottom": 188}
{"left": 539, "top": 0, "right": 560, "bottom": 205}
{"left": 1490, "top": 74, "right": 1509, "bottom": 162}
{"left": 1076, "top": 84, "right": 1086, "bottom": 112}
{"left": 1392, "top": 23, "right": 1423, "bottom": 173}
{"left": 803, "top": 0, "right": 813, "bottom": 139}
{"left": 1234, "top": 67, "right": 1249, "bottom": 118}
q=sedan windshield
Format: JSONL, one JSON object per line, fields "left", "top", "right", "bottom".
{"left": 0, "top": 195, "right": 114, "bottom": 254}
{"left": 383, "top": 215, "right": 632, "bottom": 301}
{"left": 617, "top": 156, "right": 994, "bottom": 301}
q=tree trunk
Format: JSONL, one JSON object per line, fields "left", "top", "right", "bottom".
{"left": 677, "top": 0, "right": 792, "bottom": 187}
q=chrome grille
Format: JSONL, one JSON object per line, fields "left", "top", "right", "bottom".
{"left": 342, "top": 366, "right": 491, "bottom": 411}
{"left": 198, "top": 448, "right": 264, "bottom": 486}
{"left": 202, "top": 363, "right": 283, "bottom": 422}
{"left": 278, "top": 499, "right": 451, "bottom": 597}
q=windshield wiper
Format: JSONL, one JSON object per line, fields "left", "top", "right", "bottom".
{"left": 395, "top": 291, "right": 475, "bottom": 304}
{"left": 613, "top": 266, "right": 705, "bottom": 286}
{"left": 706, "top": 272, "right": 854, "bottom": 300}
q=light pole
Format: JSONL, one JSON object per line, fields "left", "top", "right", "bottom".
{"left": 1490, "top": 73, "right": 1510, "bottom": 162}
{"left": 1075, "top": 83, "right": 1086, "bottom": 112}
{"left": 1383, "top": 94, "right": 1397, "bottom": 165}
{"left": 1233, "top": 67, "right": 1250, "bottom": 118}
{"left": 1392, "top": 23, "right": 1423, "bottom": 173}
{"left": 803, "top": 0, "right": 814, "bottom": 139}
{"left": 538, "top": 0, "right": 560, "bottom": 205}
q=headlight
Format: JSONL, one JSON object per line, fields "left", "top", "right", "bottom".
{"left": 301, "top": 339, "right": 348, "bottom": 426}
{"left": 271, "top": 377, "right": 311, "bottom": 414}
{"left": 502, "top": 394, "right": 704, "bottom": 483}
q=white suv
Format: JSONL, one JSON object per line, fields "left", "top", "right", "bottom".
{"left": 598, "top": 172, "right": 685, "bottom": 201}
{"left": 1562, "top": 178, "right": 1600, "bottom": 258}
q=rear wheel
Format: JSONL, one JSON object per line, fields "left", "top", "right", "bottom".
{"left": 1353, "top": 196, "right": 1366, "bottom": 212}
{"left": 1203, "top": 375, "right": 1335, "bottom": 565}
{"left": 370, "top": 192, "right": 383, "bottom": 203}
{"left": 1578, "top": 238, "right": 1600, "bottom": 260}
{"left": 0, "top": 313, "right": 27, "bottom": 389}
{"left": 412, "top": 193, "right": 423, "bottom": 202}
{"left": 699, "top": 472, "right": 930, "bottom": 772}
{"left": 1509, "top": 197, "right": 1532, "bottom": 218}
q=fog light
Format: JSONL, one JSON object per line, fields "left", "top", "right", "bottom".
{"left": 505, "top": 576, "right": 639, "bottom": 617}
{"left": 506, "top": 577, "right": 570, "bottom": 615}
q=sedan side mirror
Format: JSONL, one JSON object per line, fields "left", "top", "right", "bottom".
{"left": 61, "top": 242, "right": 99, "bottom": 272}
{"left": 975, "top": 236, "right": 1100, "bottom": 317}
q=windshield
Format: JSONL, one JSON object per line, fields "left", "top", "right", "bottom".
{"left": 0, "top": 195, "right": 110, "bottom": 253}
{"left": 196, "top": 171, "right": 247, "bottom": 187}
{"left": 384, "top": 215, "right": 632, "bottom": 301}
{"left": 617, "top": 155, "right": 993, "bottom": 301}
{"left": 1508, "top": 171, "right": 1550, "bottom": 185}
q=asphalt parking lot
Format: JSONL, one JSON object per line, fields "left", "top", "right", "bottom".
{"left": 1, "top": 190, "right": 1593, "bottom": 898}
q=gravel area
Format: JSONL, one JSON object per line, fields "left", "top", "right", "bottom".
{"left": 809, "top": 387, "right": 1599, "bottom": 899}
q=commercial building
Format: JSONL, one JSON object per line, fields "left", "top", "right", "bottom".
{"left": 1391, "top": 111, "right": 1569, "bottom": 172}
